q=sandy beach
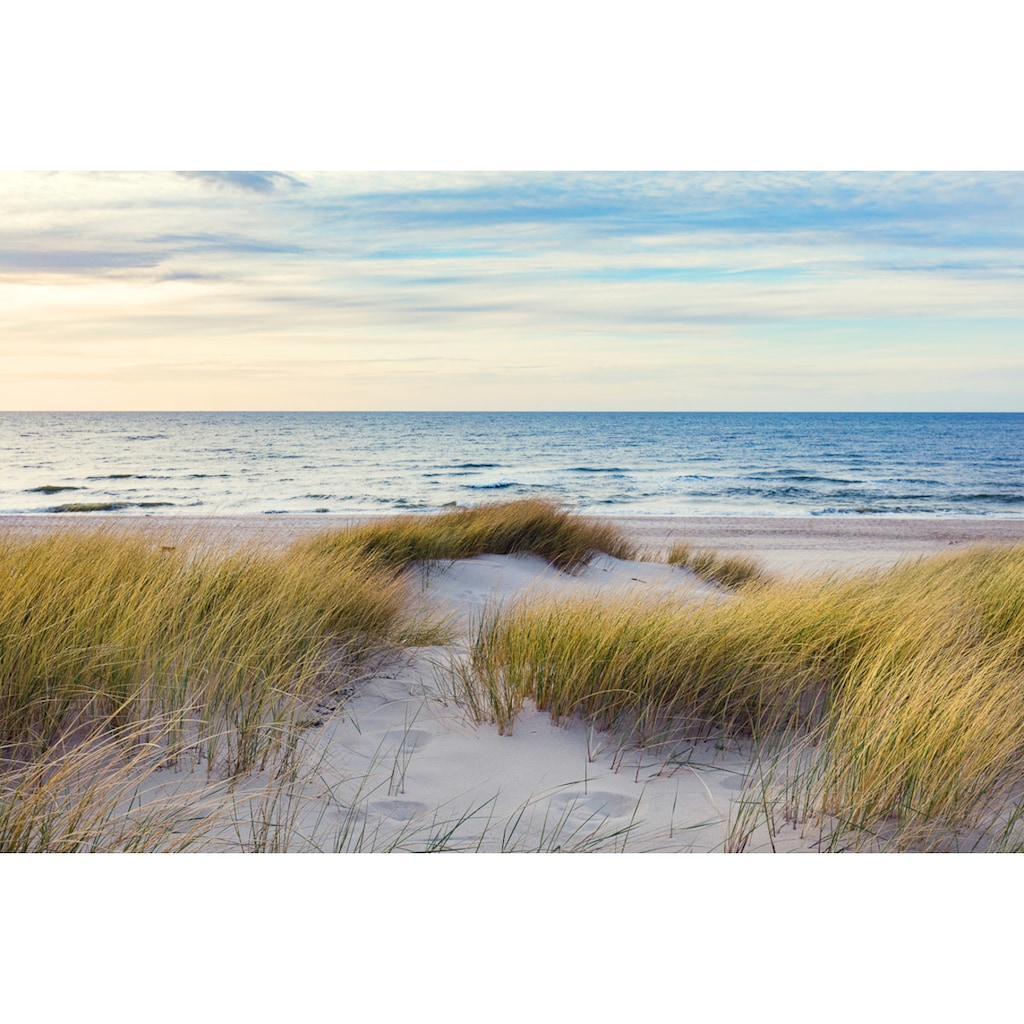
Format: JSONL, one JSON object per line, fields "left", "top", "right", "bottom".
{"left": 6, "top": 511, "right": 1024, "bottom": 573}
{"left": 5, "top": 508, "right": 1024, "bottom": 853}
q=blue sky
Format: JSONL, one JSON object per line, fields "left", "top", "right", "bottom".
{"left": 2, "top": 170, "right": 1023, "bottom": 410}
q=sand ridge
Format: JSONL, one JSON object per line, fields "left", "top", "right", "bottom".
{"left": 6, "top": 512, "right": 1024, "bottom": 852}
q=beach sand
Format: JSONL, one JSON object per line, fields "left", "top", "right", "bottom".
{"left": 7, "top": 511, "right": 1024, "bottom": 852}
{"left": 6, "top": 511, "right": 1024, "bottom": 574}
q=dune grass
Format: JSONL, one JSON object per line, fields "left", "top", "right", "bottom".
{"left": 453, "top": 543, "right": 1024, "bottom": 850}
{"left": 0, "top": 501, "right": 634, "bottom": 851}
{"left": 10, "top": 503, "right": 1024, "bottom": 852}
{"left": 667, "top": 541, "right": 771, "bottom": 589}
{"left": 296, "top": 498, "right": 637, "bottom": 570}
{"left": 0, "top": 528, "right": 421, "bottom": 756}
{"left": 0, "top": 523, "right": 452, "bottom": 850}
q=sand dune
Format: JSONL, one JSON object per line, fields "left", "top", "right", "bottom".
{"left": 7, "top": 511, "right": 1024, "bottom": 852}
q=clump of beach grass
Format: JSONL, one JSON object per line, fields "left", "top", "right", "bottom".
{"left": 453, "top": 543, "right": 1024, "bottom": 850}
{"left": 0, "top": 523, "right": 452, "bottom": 850}
{"left": 0, "top": 716, "right": 224, "bottom": 853}
{"left": 296, "top": 499, "right": 637, "bottom": 571}
{"left": 0, "top": 500, "right": 630, "bottom": 852}
{"left": 667, "top": 541, "right": 771, "bottom": 589}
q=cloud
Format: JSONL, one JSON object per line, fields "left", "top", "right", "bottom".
{"left": 0, "top": 248, "right": 162, "bottom": 273}
{"left": 178, "top": 171, "right": 304, "bottom": 193}
{"left": 145, "top": 232, "right": 310, "bottom": 256}
{"left": 5, "top": 170, "right": 1024, "bottom": 410}
{"left": 157, "top": 271, "right": 222, "bottom": 282}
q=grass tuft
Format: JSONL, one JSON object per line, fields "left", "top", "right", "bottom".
{"left": 667, "top": 542, "right": 771, "bottom": 589}
{"left": 452, "top": 543, "right": 1024, "bottom": 849}
{"left": 0, "top": 522, "right": 448, "bottom": 849}
{"left": 0, "top": 500, "right": 627, "bottom": 850}
{"left": 296, "top": 499, "right": 636, "bottom": 570}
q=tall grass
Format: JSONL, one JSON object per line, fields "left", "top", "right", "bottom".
{"left": 296, "top": 499, "right": 637, "bottom": 570}
{"left": 453, "top": 544, "right": 1024, "bottom": 850}
{"left": 0, "top": 501, "right": 633, "bottom": 851}
{"left": 667, "top": 542, "right": 771, "bottom": 589}
{"left": 0, "top": 523, "right": 447, "bottom": 850}
{"left": 0, "top": 527, "right": 421, "bottom": 767}
{"left": 14, "top": 505, "right": 1023, "bottom": 851}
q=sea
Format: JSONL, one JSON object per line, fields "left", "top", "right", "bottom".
{"left": 1, "top": 411, "right": 1023, "bottom": 518}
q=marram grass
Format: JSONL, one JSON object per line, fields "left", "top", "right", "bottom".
{"left": 454, "top": 543, "right": 1024, "bottom": 851}
{"left": 0, "top": 523, "right": 448, "bottom": 850}
{"left": 296, "top": 498, "right": 637, "bottom": 569}
{"left": 0, "top": 500, "right": 632, "bottom": 851}
{"left": 8, "top": 504, "right": 1024, "bottom": 852}
{"left": 0, "top": 527, "right": 428, "bottom": 768}
{"left": 667, "top": 541, "right": 772, "bottom": 589}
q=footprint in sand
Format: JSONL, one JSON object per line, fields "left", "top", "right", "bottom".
{"left": 366, "top": 799, "right": 429, "bottom": 821}
{"left": 714, "top": 774, "right": 747, "bottom": 792}
{"left": 547, "top": 790, "right": 639, "bottom": 820}
{"left": 380, "top": 728, "right": 433, "bottom": 751}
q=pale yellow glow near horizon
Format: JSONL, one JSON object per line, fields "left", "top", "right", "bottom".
{"left": 3, "top": 171, "right": 1024, "bottom": 411}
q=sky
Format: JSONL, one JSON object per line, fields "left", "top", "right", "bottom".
{"left": 2, "top": 169, "right": 1023, "bottom": 411}
{"left": 5, "top": 2, "right": 1022, "bottom": 1008}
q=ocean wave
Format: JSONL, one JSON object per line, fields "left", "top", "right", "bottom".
{"left": 49, "top": 500, "right": 178, "bottom": 512}
{"left": 960, "top": 492, "right": 1024, "bottom": 504}
{"left": 785, "top": 475, "right": 858, "bottom": 485}
{"left": 810, "top": 506, "right": 1020, "bottom": 517}
{"left": 868, "top": 477, "right": 945, "bottom": 486}
{"left": 390, "top": 498, "right": 432, "bottom": 509}
{"left": 87, "top": 473, "right": 152, "bottom": 480}
{"left": 51, "top": 502, "right": 128, "bottom": 512}
{"left": 811, "top": 507, "right": 890, "bottom": 516}
{"left": 748, "top": 470, "right": 858, "bottom": 484}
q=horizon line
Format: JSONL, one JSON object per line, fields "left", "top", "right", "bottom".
{"left": 3, "top": 409, "right": 1024, "bottom": 416}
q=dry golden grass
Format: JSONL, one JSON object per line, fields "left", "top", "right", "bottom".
{"left": 0, "top": 501, "right": 634, "bottom": 851}
{"left": 454, "top": 543, "right": 1024, "bottom": 850}
{"left": 667, "top": 541, "right": 772, "bottom": 589}
{"left": 0, "top": 523, "right": 450, "bottom": 850}
{"left": 10, "top": 504, "right": 1024, "bottom": 852}
{"left": 0, "top": 527, "right": 422, "bottom": 767}
{"left": 296, "top": 498, "right": 637, "bottom": 570}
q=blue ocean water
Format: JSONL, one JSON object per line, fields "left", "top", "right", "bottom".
{"left": 1, "top": 411, "right": 1022, "bottom": 518}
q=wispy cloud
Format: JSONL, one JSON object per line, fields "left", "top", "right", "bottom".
{"left": 0, "top": 248, "right": 163, "bottom": 273}
{"left": 2, "top": 171, "right": 1023, "bottom": 410}
{"left": 178, "top": 171, "right": 304, "bottom": 193}
{"left": 145, "top": 232, "right": 311, "bottom": 256}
